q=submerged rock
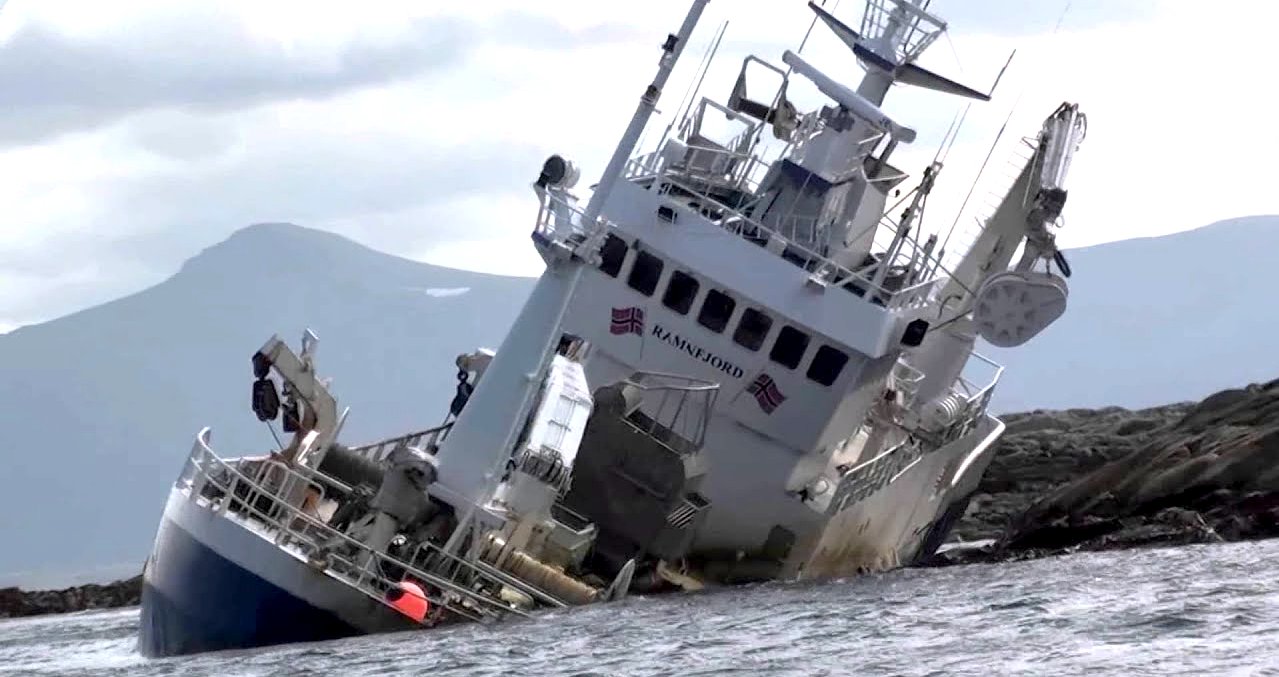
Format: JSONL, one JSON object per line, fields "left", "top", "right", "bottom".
{"left": 931, "top": 376, "right": 1279, "bottom": 566}
{"left": 0, "top": 574, "right": 142, "bottom": 618}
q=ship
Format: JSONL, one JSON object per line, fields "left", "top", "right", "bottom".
{"left": 138, "top": 0, "right": 1088, "bottom": 657}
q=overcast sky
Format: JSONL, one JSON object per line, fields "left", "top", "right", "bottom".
{"left": 0, "top": 0, "right": 1274, "bottom": 333}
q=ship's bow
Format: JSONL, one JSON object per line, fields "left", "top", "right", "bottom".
{"left": 138, "top": 485, "right": 365, "bottom": 657}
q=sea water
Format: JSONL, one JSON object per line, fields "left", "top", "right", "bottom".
{"left": 3, "top": 540, "right": 1277, "bottom": 676}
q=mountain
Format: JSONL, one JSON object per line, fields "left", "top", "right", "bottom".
{"left": 983, "top": 215, "right": 1279, "bottom": 413}
{"left": 0, "top": 223, "right": 535, "bottom": 584}
{"left": 2, "top": 216, "right": 1276, "bottom": 584}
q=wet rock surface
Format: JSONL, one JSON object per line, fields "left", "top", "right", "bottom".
{"left": 928, "top": 376, "right": 1279, "bottom": 567}
{"left": 0, "top": 574, "right": 142, "bottom": 619}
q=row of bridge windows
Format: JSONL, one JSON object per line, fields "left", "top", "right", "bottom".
{"left": 598, "top": 234, "right": 850, "bottom": 387}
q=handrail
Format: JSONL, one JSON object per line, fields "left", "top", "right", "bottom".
{"left": 657, "top": 171, "right": 940, "bottom": 311}
{"left": 608, "top": 90, "right": 964, "bottom": 312}
{"left": 933, "top": 351, "right": 1005, "bottom": 438}
{"left": 274, "top": 456, "right": 355, "bottom": 497}
{"left": 197, "top": 446, "right": 520, "bottom": 620}
{"left": 618, "top": 371, "right": 720, "bottom": 449}
{"left": 826, "top": 439, "right": 921, "bottom": 515}
{"left": 532, "top": 188, "right": 611, "bottom": 257}
{"left": 183, "top": 428, "right": 541, "bottom": 623}
{"left": 956, "top": 350, "right": 1004, "bottom": 407}
{"left": 537, "top": 176, "right": 941, "bottom": 312}
{"left": 862, "top": 0, "right": 945, "bottom": 61}
{"left": 348, "top": 424, "right": 452, "bottom": 462}
{"left": 788, "top": 121, "right": 887, "bottom": 179}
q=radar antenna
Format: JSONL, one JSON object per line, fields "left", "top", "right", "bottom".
{"left": 807, "top": 0, "right": 1003, "bottom": 104}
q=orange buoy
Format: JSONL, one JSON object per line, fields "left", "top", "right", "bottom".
{"left": 385, "top": 580, "right": 430, "bottom": 623}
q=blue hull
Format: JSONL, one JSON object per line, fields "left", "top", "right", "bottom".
{"left": 137, "top": 515, "right": 362, "bottom": 657}
{"left": 137, "top": 486, "right": 418, "bottom": 658}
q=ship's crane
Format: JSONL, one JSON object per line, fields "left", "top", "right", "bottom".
{"left": 906, "top": 102, "right": 1088, "bottom": 408}
{"left": 948, "top": 102, "right": 1088, "bottom": 348}
{"left": 249, "top": 331, "right": 345, "bottom": 465}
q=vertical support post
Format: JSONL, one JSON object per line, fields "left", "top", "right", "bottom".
{"left": 584, "top": 0, "right": 711, "bottom": 221}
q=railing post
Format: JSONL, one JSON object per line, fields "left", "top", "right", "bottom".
{"left": 188, "top": 452, "right": 206, "bottom": 500}
{"left": 220, "top": 474, "right": 236, "bottom": 514}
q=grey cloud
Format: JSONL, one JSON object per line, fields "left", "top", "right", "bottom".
{"left": 0, "top": 8, "right": 657, "bottom": 149}
{"left": 0, "top": 6, "right": 670, "bottom": 326}
{"left": 125, "top": 110, "right": 242, "bottom": 161}
{"left": 0, "top": 9, "right": 469, "bottom": 147}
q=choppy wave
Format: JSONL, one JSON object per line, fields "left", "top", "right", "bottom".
{"left": 4, "top": 540, "right": 1279, "bottom": 676}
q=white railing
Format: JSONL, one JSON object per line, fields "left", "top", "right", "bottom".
{"left": 890, "top": 357, "right": 927, "bottom": 410}
{"left": 180, "top": 429, "right": 558, "bottom": 626}
{"left": 348, "top": 424, "right": 452, "bottom": 463}
{"left": 861, "top": 0, "right": 946, "bottom": 62}
{"left": 618, "top": 133, "right": 951, "bottom": 311}
{"left": 624, "top": 145, "right": 774, "bottom": 198}
{"left": 533, "top": 189, "right": 591, "bottom": 244}
{"left": 886, "top": 276, "right": 945, "bottom": 311}
{"left": 788, "top": 116, "right": 888, "bottom": 181}
{"left": 615, "top": 172, "right": 935, "bottom": 311}
{"left": 820, "top": 350, "right": 1005, "bottom": 516}
{"left": 617, "top": 372, "right": 720, "bottom": 450}
{"left": 826, "top": 439, "right": 922, "bottom": 516}
{"left": 915, "top": 350, "right": 1005, "bottom": 442}
{"left": 951, "top": 350, "right": 1004, "bottom": 424}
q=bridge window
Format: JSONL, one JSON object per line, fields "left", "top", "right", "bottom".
{"left": 733, "top": 307, "right": 772, "bottom": 351}
{"left": 769, "top": 325, "right": 810, "bottom": 370}
{"left": 807, "top": 345, "right": 850, "bottom": 386}
{"left": 627, "top": 250, "right": 664, "bottom": 296}
{"left": 697, "top": 289, "right": 736, "bottom": 333}
{"left": 662, "top": 270, "right": 700, "bottom": 315}
{"left": 598, "top": 234, "right": 628, "bottom": 277}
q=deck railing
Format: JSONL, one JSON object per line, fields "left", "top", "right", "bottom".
{"left": 532, "top": 183, "right": 940, "bottom": 312}
{"left": 825, "top": 440, "right": 923, "bottom": 516}
{"left": 823, "top": 349, "right": 1005, "bottom": 515}
{"left": 179, "top": 428, "right": 558, "bottom": 626}
{"left": 347, "top": 424, "right": 453, "bottom": 463}
{"left": 948, "top": 351, "right": 1004, "bottom": 436}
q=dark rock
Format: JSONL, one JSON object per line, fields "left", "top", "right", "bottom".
{"left": 931, "top": 375, "right": 1279, "bottom": 566}
{"left": 0, "top": 574, "right": 142, "bottom": 618}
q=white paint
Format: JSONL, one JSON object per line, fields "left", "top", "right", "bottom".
{"left": 420, "top": 287, "right": 470, "bottom": 298}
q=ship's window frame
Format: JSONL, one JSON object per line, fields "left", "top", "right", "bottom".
{"left": 598, "top": 234, "right": 628, "bottom": 278}
{"left": 733, "top": 307, "right": 773, "bottom": 352}
{"left": 806, "top": 344, "right": 850, "bottom": 386}
{"left": 627, "top": 250, "right": 665, "bottom": 297}
{"left": 769, "top": 324, "right": 811, "bottom": 370}
{"left": 697, "top": 288, "right": 737, "bottom": 334}
{"left": 662, "top": 270, "right": 700, "bottom": 315}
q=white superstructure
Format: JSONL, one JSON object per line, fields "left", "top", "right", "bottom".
{"left": 432, "top": 0, "right": 1086, "bottom": 578}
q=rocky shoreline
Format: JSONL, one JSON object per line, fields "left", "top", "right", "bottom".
{"left": 0, "top": 574, "right": 142, "bottom": 619}
{"left": 926, "top": 375, "right": 1279, "bottom": 567}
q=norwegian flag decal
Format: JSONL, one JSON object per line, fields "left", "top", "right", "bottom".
{"left": 746, "top": 373, "right": 786, "bottom": 414}
{"left": 609, "top": 306, "right": 645, "bottom": 336}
